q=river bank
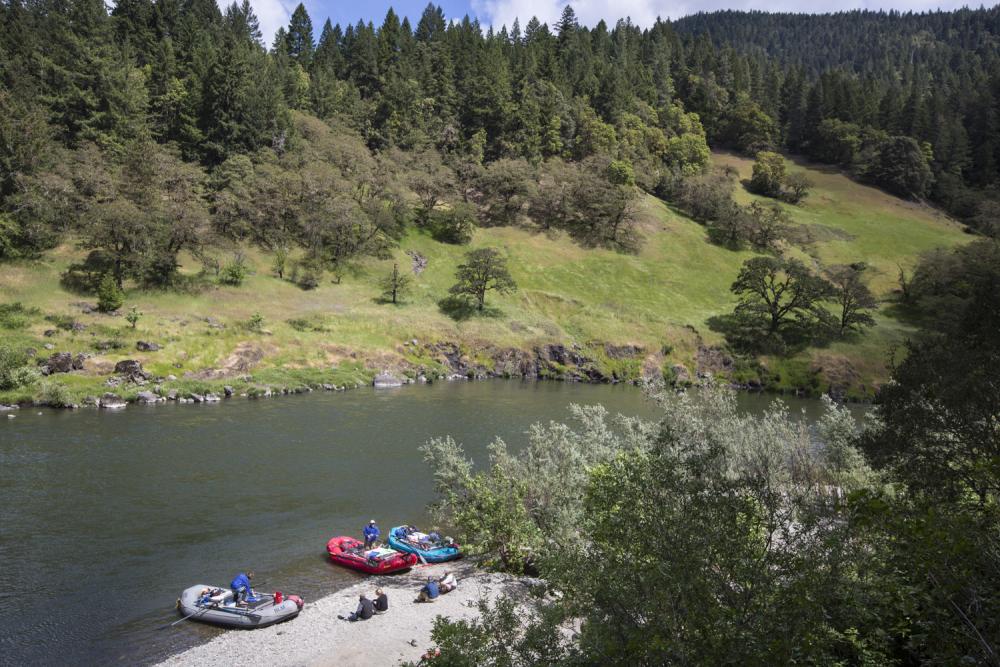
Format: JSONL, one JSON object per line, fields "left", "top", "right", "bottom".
{"left": 159, "top": 562, "right": 531, "bottom": 667}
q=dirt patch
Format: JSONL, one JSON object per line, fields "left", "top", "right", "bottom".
{"left": 185, "top": 342, "right": 267, "bottom": 380}
{"left": 696, "top": 345, "right": 734, "bottom": 376}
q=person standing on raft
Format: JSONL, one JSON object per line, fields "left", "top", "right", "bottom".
{"left": 230, "top": 570, "right": 254, "bottom": 606}
{"left": 363, "top": 520, "right": 380, "bottom": 549}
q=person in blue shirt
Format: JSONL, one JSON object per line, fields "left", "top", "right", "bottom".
{"left": 417, "top": 577, "right": 439, "bottom": 602}
{"left": 363, "top": 520, "right": 380, "bottom": 548}
{"left": 230, "top": 570, "right": 254, "bottom": 606}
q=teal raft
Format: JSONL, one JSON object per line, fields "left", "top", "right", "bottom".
{"left": 387, "top": 526, "right": 462, "bottom": 563}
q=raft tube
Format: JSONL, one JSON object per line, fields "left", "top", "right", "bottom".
{"left": 326, "top": 536, "right": 419, "bottom": 574}
{"left": 177, "top": 585, "right": 303, "bottom": 629}
{"left": 387, "top": 526, "right": 462, "bottom": 563}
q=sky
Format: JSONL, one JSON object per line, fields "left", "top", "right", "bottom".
{"left": 239, "top": 0, "right": 989, "bottom": 47}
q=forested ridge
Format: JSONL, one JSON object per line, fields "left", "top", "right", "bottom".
{"left": 2, "top": 2, "right": 998, "bottom": 269}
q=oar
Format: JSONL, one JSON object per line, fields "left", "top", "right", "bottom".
{"left": 163, "top": 602, "right": 215, "bottom": 629}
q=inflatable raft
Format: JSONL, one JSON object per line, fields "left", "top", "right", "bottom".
{"left": 326, "top": 536, "right": 419, "bottom": 574}
{"left": 387, "top": 526, "right": 462, "bottom": 563}
{"left": 177, "top": 585, "right": 303, "bottom": 628}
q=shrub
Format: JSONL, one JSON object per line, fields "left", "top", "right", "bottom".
{"left": 430, "top": 205, "right": 476, "bottom": 245}
{"left": 0, "top": 345, "right": 34, "bottom": 390}
{"left": 246, "top": 312, "right": 264, "bottom": 333}
{"left": 125, "top": 306, "right": 142, "bottom": 329}
{"left": 0, "top": 302, "right": 39, "bottom": 330}
{"left": 37, "top": 380, "right": 72, "bottom": 407}
{"left": 96, "top": 274, "right": 124, "bottom": 313}
{"left": 219, "top": 258, "right": 248, "bottom": 286}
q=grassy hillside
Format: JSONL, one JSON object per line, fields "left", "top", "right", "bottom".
{"left": 0, "top": 153, "right": 968, "bottom": 405}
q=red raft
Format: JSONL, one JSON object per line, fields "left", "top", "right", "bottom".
{"left": 326, "top": 537, "right": 419, "bottom": 575}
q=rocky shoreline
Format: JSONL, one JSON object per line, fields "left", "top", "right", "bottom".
{"left": 158, "top": 562, "right": 534, "bottom": 667}
{"left": 1, "top": 338, "right": 870, "bottom": 416}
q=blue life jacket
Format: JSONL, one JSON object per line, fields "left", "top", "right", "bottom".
{"left": 364, "top": 524, "right": 380, "bottom": 540}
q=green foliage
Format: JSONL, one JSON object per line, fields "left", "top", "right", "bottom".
{"left": 728, "top": 256, "right": 835, "bottom": 351}
{"left": 749, "top": 151, "right": 787, "bottom": 197}
{"left": 429, "top": 205, "right": 475, "bottom": 245}
{"left": 448, "top": 247, "right": 517, "bottom": 312}
{"left": 245, "top": 311, "right": 265, "bottom": 333}
{"left": 124, "top": 305, "right": 142, "bottom": 329}
{"left": 378, "top": 262, "right": 411, "bottom": 304}
{"left": 96, "top": 274, "right": 124, "bottom": 313}
{"left": 0, "top": 303, "right": 40, "bottom": 330}
{"left": 218, "top": 257, "right": 248, "bottom": 286}
{"left": 421, "top": 386, "right": 887, "bottom": 663}
{"left": 37, "top": 380, "right": 72, "bottom": 408}
{"left": 0, "top": 345, "right": 39, "bottom": 391}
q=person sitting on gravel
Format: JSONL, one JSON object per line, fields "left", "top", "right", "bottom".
{"left": 347, "top": 594, "right": 374, "bottom": 621}
{"left": 416, "top": 578, "right": 439, "bottom": 602}
{"left": 437, "top": 571, "right": 457, "bottom": 594}
{"left": 374, "top": 588, "right": 389, "bottom": 614}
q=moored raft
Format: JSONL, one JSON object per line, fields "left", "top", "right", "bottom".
{"left": 177, "top": 585, "right": 303, "bottom": 628}
{"left": 326, "top": 536, "right": 419, "bottom": 574}
{"left": 387, "top": 525, "right": 462, "bottom": 563}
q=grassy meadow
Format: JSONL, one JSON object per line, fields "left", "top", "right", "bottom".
{"left": 0, "top": 152, "right": 969, "bottom": 404}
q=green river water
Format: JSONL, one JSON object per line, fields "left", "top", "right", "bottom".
{"left": 0, "top": 380, "right": 866, "bottom": 665}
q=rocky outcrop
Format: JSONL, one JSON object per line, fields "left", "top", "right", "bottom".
{"left": 136, "top": 391, "right": 159, "bottom": 404}
{"left": 136, "top": 341, "right": 161, "bottom": 352}
{"left": 696, "top": 346, "right": 734, "bottom": 377}
{"left": 114, "top": 359, "right": 151, "bottom": 383}
{"left": 373, "top": 372, "right": 403, "bottom": 388}
{"left": 99, "top": 393, "right": 126, "bottom": 409}
{"left": 43, "top": 352, "right": 74, "bottom": 375}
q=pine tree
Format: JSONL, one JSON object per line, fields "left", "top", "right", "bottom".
{"left": 286, "top": 3, "right": 314, "bottom": 69}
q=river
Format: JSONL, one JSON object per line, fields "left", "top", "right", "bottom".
{"left": 0, "top": 381, "right": 866, "bottom": 665}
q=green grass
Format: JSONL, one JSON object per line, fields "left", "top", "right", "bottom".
{"left": 0, "top": 152, "right": 970, "bottom": 405}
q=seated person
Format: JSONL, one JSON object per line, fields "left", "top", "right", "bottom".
{"left": 437, "top": 571, "right": 457, "bottom": 594}
{"left": 373, "top": 588, "right": 389, "bottom": 614}
{"left": 428, "top": 531, "right": 442, "bottom": 543}
{"left": 348, "top": 594, "right": 374, "bottom": 621}
{"left": 416, "top": 578, "right": 439, "bottom": 602}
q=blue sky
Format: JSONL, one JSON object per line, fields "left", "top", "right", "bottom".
{"left": 245, "top": 0, "right": 989, "bottom": 47}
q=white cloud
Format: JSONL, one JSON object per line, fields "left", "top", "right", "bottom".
{"left": 472, "top": 0, "right": 984, "bottom": 30}
{"left": 217, "top": 0, "right": 294, "bottom": 45}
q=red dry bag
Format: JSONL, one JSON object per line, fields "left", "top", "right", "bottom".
{"left": 273, "top": 591, "right": 283, "bottom": 605}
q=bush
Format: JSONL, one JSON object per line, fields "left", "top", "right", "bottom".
{"left": 245, "top": 312, "right": 264, "bottom": 333}
{"left": 0, "top": 345, "right": 32, "bottom": 390}
{"left": 430, "top": 205, "right": 476, "bottom": 245}
{"left": 219, "top": 258, "right": 248, "bottom": 286}
{"left": 96, "top": 274, "right": 124, "bottom": 313}
{"left": 37, "top": 380, "right": 72, "bottom": 407}
{"left": 0, "top": 302, "right": 39, "bottom": 330}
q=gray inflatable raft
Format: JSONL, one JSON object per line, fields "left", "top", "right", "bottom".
{"left": 177, "top": 585, "right": 303, "bottom": 628}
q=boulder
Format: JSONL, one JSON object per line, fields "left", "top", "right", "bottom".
{"left": 322, "top": 383, "right": 334, "bottom": 391}
{"left": 191, "top": 394, "right": 205, "bottom": 403}
{"left": 99, "top": 394, "right": 126, "bottom": 410}
{"left": 166, "top": 374, "right": 177, "bottom": 381}
{"left": 72, "top": 353, "right": 87, "bottom": 371}
{"left": 113, "top": 359, "right": 149, "bottom": 382}
{"left": 373, "top": 372, "right": 403, "bottom": 388}
{"left": 204, "top": 393, "right": 221, "bottom": 402}
{"left": 136, "top": 391, "right": 158, "bottom": 404}
{"left": 44, "top": 352, "right": 75, "bottom": 375}
{"left": 166, "top": 389, "right": 178, "bottom": 400}
{"left": 43, "top": 329, "right": 57, "bottom": 337}
{"left": 136, "top": 341, "right": 161, "bottom": 352}
{"left": 43, "top": 343, "right": 55, "bottom": 351}
{"left": 223, "top": 386, "right": 234, "bottom": 397}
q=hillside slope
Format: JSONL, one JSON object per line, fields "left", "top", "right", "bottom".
{"left": 0, "top": 153, "right": 967, "bottom": 405}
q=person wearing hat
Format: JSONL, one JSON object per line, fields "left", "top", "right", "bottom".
{"left": 363, "top": 519, "right": 380, "bottom": 549}
{"left": 230, "top": 570, "right": 254, "bottom": 606}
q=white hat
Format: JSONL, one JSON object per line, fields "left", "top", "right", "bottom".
{"left": 369, "top": 519, "right": 376, "bottom": 524}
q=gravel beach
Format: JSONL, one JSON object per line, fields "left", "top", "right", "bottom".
{"left": 158, "top": 562, "right": 530, "bottom": 667}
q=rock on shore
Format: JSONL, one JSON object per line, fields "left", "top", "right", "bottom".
{"left": 158, "top": 563, "right": 530, "bottom": 667}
